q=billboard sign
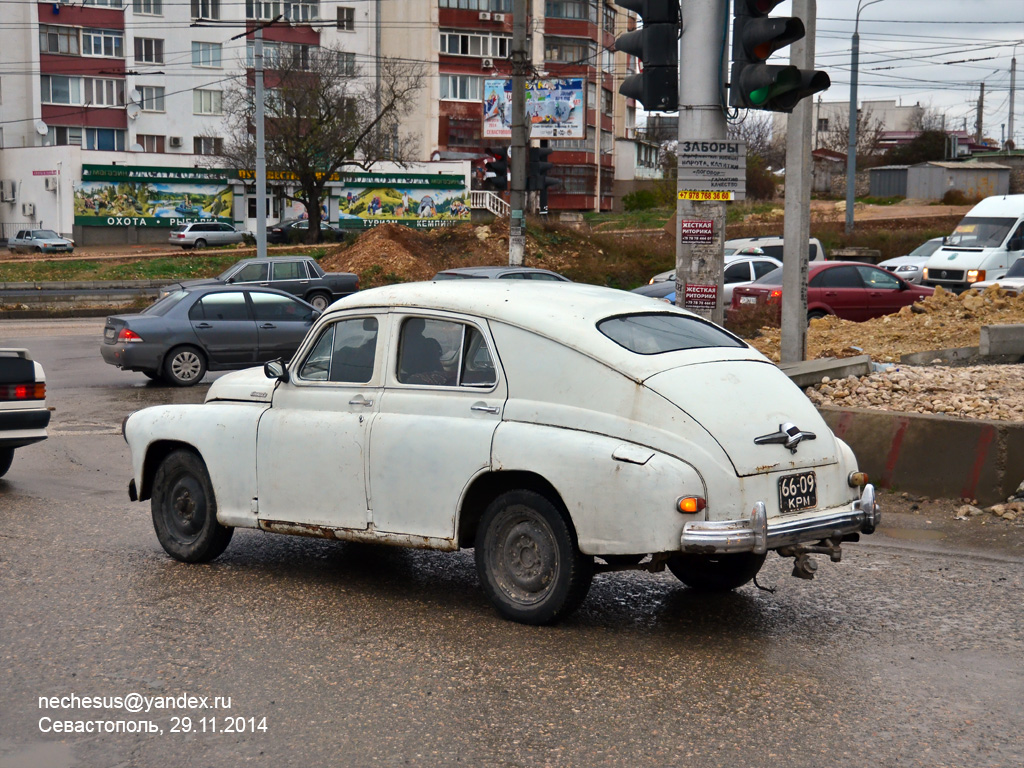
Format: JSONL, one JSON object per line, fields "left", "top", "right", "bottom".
{"left": 483, "top": 78, "right": 585, "bottom": 140}
{"left": 337, "top": 173, "right": 470, "bottom": 230}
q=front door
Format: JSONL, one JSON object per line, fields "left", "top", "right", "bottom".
{"left": 268, "top": 259, "right": 310, "bottom": 298}
{"left": 249, "top": 290, "right": 318, "bottom": 362}
{"left": 256, "top": 315, "right": 384, "bottom": 530}
{"left": 368, "top": 314, "right": 506, "bottom": 540}
{"left": 187, "top": 291, "right": 258, "bottom": 366}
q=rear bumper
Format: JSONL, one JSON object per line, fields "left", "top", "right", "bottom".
{"left": 0, "top": 407, "right": 50, "bottom": 449}
{"left": 100, "top": 342, "right": 164, "bottom": 373}
{"left": 680, "top": 484, "right": 880, "bottom": 554}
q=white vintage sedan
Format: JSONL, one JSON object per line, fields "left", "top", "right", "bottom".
{"left": 123, "top": 281, "right": 878, "bottom": 625}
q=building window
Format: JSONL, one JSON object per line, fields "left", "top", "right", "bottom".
{"left": 544, "top": 36, "right": 597, "bottom": 64}
{"left": 439, "top": 1, "right": 511, "bottom": 10}
{"left": 440, "top": 74, "right": 482, "bottom": 102}
{"left": 439, "top": 31, "right": 511, "bottom": 59}
{"left": 192, "top": 42, "right": 223, "bottom": 68}
{"left": 133, "top": 0, "right": 163, "bottom": 14}
{"left": 84, "top": 128, "right": 126, "bottom": 151}
{"left": 83, "top": 0, "right": 120, "bottom": 6}
{"left": 81, "top": 29, "right": 124, "bottom": 59}
{"left": 83, "top": 78, "right": 125, "bottom": 107}
{"left": 284, "top": 1, "right": 319, "bottom": 21}
{"left": 40, "top": 75, "right": 82, "bottom": 105}
{"left": 601, "top": 87, "right": 613, "bottom": 116}
{"left": 46, "top": 126, "right": 83, "bottom": 146}
{"left": 553, "top": 126, "right": 594, "bottom": 150}
{"left": 135, "top": 38, "right": 164, "bottom": 64}
{"left": 545, "top": 1, "right": 597, "bottom": 22}
{"left": 817, "top": 118, "right": 829, "bottom": 133}
{"left": 447, "top": 117, "right": 481, "bottom": 147}
{"left": 338, "top": 52, "right": 356, "bottom": 76}
{"left": 336, "top": 6, "right": 355, "bottom": 30}
{"left": 140, "top": 85, "right": 165, "bottom": 111}
{"left": 39, "top": 25, "right": 80, "bottom": 56}
{"left": 191, "top": 0, "right": 220, "bottom": 19}
{"left": 193, "top": 89, "right": 223, "bottom": 114}
{"left": 551, "top": 164, "right": 595, "bottom": 195}
{"left": 138, "top": 134, "right": 165, "bottom": 152}
{"left": 603, "top": 4, "right": 616, "bottom": 34}
{"left": 193, "top": 136, "right": 223, "bottom": 155}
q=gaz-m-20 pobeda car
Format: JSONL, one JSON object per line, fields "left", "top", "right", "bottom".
{"left": 122, "top": 281, "right": 879, "bottom": 625}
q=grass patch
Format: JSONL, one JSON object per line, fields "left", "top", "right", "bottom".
{"left": 584, "top": 207, "right": 673, "bottom": 231}
{"left": 857, "top": 195, "right": 904, "bottom": 206}
{"left": 725, "top": 200, "right": 782, "bottom": 224}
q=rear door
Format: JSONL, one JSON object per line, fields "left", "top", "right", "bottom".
{"left": 810, "top": 265, "right": 868, "bottom": 320}
{"left": 268, "top": 259, "right": 310, "bottom": 298}
{"left": 249, "top": 290, "right": 317, "bottom": 361}
{"left": 187, "top": 291, "right": 258, "bottom": 366}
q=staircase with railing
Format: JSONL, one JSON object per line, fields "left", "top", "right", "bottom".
{"left": 470, "top": 190, "right": 510, "bottom": 218}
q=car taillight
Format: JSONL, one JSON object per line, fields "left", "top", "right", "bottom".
{"left": 176, "top": 233, "right": 185, "bottom": 238}
{"left": 0, "top": 382, "right": 45, "bottom": 401}
{"left": 118, "top": 328, "right": 144, "bottom": 343}
{"left": 768, "top": 289, "right": 782, "bottom": 302}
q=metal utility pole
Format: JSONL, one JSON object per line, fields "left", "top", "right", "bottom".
{"left": 509, "top": 0, "right": 529, "bottom": 266}
{"left": 1010, "top": 49, "right": 1017, "bottom": 149}
{"left": 976, "top": 82, "right": 985, "bottom": 143}
{"left": 254, "top": 25, "right": 268, "bottom": 259}
{"left": 675, "top": 0, "right": 728, "bottom": 327}
{"left": 845, "top": 0, "right": 886, "bottom": 235}
{"left": 780, "top": 0, "right": 816, "bottom": 364}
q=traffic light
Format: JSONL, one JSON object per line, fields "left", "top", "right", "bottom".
{"left": 729, "top": 0, "right": 829, "bottom": 113}
{"left": 484, "top": 146, "right": 509, "bottom": 191}
{"left": 614, "top": 0, "right": 680, "bottom": 113}
{"left": 527, "top": 147, "right": 559, "bottom": 192}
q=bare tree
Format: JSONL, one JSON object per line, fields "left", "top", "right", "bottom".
{"left": 909, "top": 104, "right": 947, "bottom": 133}
{"left": 217, "top": 46, "right": 425, "bottom": 242}
{"left": 818, "top": 107, "right": 885, "bottom": 161}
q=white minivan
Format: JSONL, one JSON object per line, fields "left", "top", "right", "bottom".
{"left": 922, "top": 194, "right": 1024, "bottom": 293}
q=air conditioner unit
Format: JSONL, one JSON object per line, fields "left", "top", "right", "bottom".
{"left": 478, "top": 11, "right": 491, "bottom": 20}
{"left": 44, "top": 176, "right": 58, "bottom": 191}
{"left": 492, "top": 13, "right": 505, "bottom": 22}
{"left": 169, "top": 136, "right": 183, "bottom": 148}
{"left": 0, "top": 180, "right": 15, "bottom": 202}
{"left": 22, "top": 202, "right": 35, "bottom": 217}
{"left": 482, "top": 57, "right": 494, "bottom": 69}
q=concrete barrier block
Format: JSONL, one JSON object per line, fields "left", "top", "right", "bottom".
{"left": 980, "top": 324, "right": 1024, "bottom": 356}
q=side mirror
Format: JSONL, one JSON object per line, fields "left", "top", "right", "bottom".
{"left": 225, "top": 277, "right": 235, "bottom": 284}
{"left": 264, "top": 358, "right": 289, "bottom": 382}
{"left": 898, "top": 280, "right": 909, "bottom": 291}
{"left": 1007, "top": 238, "right": 1023, "bottom": 251}
{"left": 942, "top": 236, "right": 948, "bottom": 245}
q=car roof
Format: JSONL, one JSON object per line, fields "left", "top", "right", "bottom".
{"left": 434, "top": 266, "right": 565, "bottom": 278}
{"left": 177, "top": 284, "right": 305, "bottom": 299}
{"left": 231, "top": 255, "right": 313, "bottom": 265}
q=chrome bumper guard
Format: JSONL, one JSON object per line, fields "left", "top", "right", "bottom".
{"left": 680, "top": 484, "right": 880, "bottom": 555}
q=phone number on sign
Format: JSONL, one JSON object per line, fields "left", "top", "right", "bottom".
{"left": 677, "top": 190, "right": 735, "bottom": 201}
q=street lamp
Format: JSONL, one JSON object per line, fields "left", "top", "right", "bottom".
{"left": 845, "top": 0, "right": 886, "bottom": 234}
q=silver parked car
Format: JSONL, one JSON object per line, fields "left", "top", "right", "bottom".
{"left": 169, "top": 222, "right": 246, "bottom": 250}
{"left": 878, "top": 238, "right": 943, "bottom": 285}
{"left": 7, "top": 229, "right": 74, "bottom": 254}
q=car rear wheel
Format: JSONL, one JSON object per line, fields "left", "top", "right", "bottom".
{"left": 667, "top": 552, "right": 767, "bottom": 592}
{"left": 475, "top": 489, "right": 593, "bottom": 625}
{"left": 151, "top": 449, "right": 233, "bottom": 562}
{"left": 194, "top": 238, "right": 207, "bottom": 250}
{"left": 163, "top": 346, "right": 207, "bottom": 387}
{"left": 308, "top": 292, "right": 331, "bottom": 312}
{"left": 808, "top": 309, "right": 828, "bottom": 323}
{"left": 0, "top": 448, "right": 14, "bottom": 478}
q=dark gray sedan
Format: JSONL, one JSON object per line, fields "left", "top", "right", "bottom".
{"left": 432, "top": 266, "right": 570, "bottom": 281}
{"left": 101, "top": 286, "right": 319, "bottom": 386}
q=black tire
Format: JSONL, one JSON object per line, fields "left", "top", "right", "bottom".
{"left": 151, "top": 449, "right": 232, "bottom": 562}
{"left": 142, "top": 370, "right": 164, "bottom": 382}
{"left": 308, "top": 292, "right": 331, "bottom": 312}
{"left": 35, "top": 246, "right": 43, "bottom": 253}
{"left": 194, "top": 238, "right": 207, "bottom": 250}
{"left": 163, "top": 346, "right": 207, "bottom": 387}
{"left": 808, "top": 310, "right": 828, "bottom": 323}
{"left": 475, "top": 490, "right": 593, "bottom": 625}
{"left": 0, "top": 447, "right": 14, "bottom": 478}
{"left": 667, "top": 552, "right": 767, "bottom": 592}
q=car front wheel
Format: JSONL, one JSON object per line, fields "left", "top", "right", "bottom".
{"left": 151, "top": 449, "right": 233, "bottom": 562}
{"left": 475, "top": 489, "right": 593, "bottom": 625}
{"left": 667, "top": 551, "right": 767, "bottom": 592}
{"left": 163, "top": 346, "right": 207, "bottom": 387}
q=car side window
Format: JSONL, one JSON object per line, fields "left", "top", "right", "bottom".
{"left": 812, "top": 266, "right": 864, "bottom": 289}
{"left": 724, "top": 262, "right": 750, "bottom": 283}
{"left": 397, "top": 317, "right": 495, "bottom": 387}
{"left": 272, "top": 261, "right": 304, "bottom": 281}
{"left": 857, "top": 265, "right": 901, "bottom": 290}
{"left": 753, "top": 260, "right": 778, "bottom": 279}
{"left": 761, "top": 245, "right": 783, "bottom": 259}
{"left": 250, "top": 291, "right": 314, "bottom": 322}
{"left": 529, "top": 273, "right": 562, "bottom": 281}
{"left": 234, "top": 263, "right": 269, "bottom": 282}
{"left": 220, "top": 223, "right": 235, "bottom": 232}
{"left": 499, "top": 273, "right": 528, "bottom": 279}
{"left": 298, "top": 317, "right": 378, "bottom": 383}
{"left": 189, "top": 292, "right": 251, "bottom": 321}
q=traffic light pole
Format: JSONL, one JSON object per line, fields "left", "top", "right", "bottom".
{"left": 780, "top": 0, "right": 816, "bottom": 364}
{"left": 509, "top": 0, "right": 528, "bottom": 267}
{"left": 676, "top": 0, "right": 728, "bottom": 326}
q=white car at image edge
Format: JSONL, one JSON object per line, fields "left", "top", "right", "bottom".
{"left": 122, "top": 281, "right": 878, "bottom": 625}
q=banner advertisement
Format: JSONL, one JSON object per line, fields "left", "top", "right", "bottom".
{"left": 482, "top": 78, "right": 585, "bottom": 140}
{"left": 337, "top": 174, "right": 470, "bottom": 229}
{"left": 74, "top": 165, "right": 233, "bottom": 227}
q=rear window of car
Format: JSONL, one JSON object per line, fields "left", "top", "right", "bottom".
{"left": 598, "top": 313, "right": 746, "bottom": 355}
{"left": 142, "top": 290, "right": 188, "bottom": 316}
{"left": 750, "top": 267, "right": 783, "bottom": 285}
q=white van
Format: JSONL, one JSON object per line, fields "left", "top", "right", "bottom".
{"left": 922, "top": 194, "right": 1024, "bottom": 293}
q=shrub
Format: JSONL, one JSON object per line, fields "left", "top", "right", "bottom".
{"left": 622, "top": 189, "right": 658, "bottom": 211}
{"left": 746, "top": 155, "right": 777, "bottom": 201}
{"left": 723, "top": 302, "right": 780, "bottom": 339}
{"left": 942, "top": 189, "right": 968, "bottom": 205}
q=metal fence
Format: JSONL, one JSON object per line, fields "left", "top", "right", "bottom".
{"left": 0, "top": 222, "right": 32, "bottom": 243}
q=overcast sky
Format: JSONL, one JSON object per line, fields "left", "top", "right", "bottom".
{"left": 783, "top": 0, "right": 1023, "bottom": 143}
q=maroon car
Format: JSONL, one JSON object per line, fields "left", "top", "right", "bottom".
{"left": 731, "top": 261, "right": 934, "bottom": 322}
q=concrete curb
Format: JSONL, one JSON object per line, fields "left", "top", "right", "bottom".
{"left": 820, "top": 405, "right": 1024, "bottom": 506}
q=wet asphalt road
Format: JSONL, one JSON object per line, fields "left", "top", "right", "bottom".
{"left": 1, "top": 318, "right": 1023, "bottom": 768}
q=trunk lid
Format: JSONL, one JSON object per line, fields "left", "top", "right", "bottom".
{"left": 644, "top": 359, "right": 839, "bottom": 477}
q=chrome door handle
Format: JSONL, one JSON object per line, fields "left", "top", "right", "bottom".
{"left": 260, "top": 323, "right": 276, "bottom": 328}
{"left": 349, "top": 397, "right": 373, "bottom": 407}
{"left": 471, "top": 404, "right": 500, "bottom": 414}
{"left": 195, "top": 322, "right": 212, "bottom": 329}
